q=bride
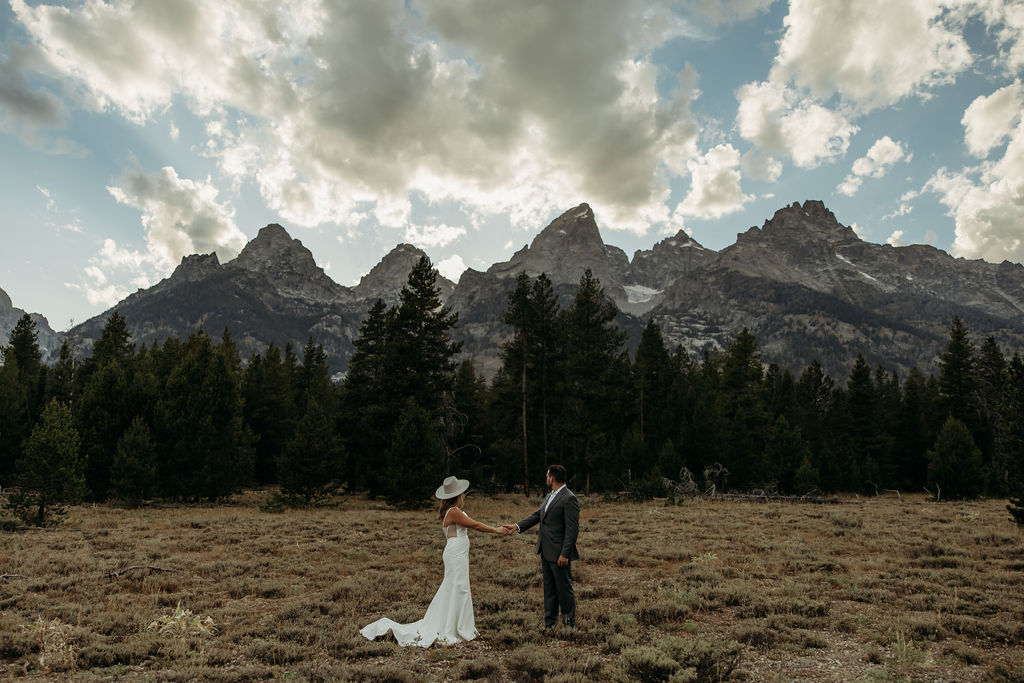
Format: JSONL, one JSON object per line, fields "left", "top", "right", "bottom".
{"left": 360, "top": 476, "right": 508, "bottom": 647}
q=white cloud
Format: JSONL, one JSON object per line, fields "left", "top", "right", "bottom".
{"left": 14, "top": 0, "right": 705, "bottom": 239}
{"left": 884, "top": 203, "right": 914, "bottom": 220}
{"left": 886, "top": 229, "right": 907, "bottom": 247}
{"left": 736, "top": 80, "right": 858, "bottom": 168}
{"left": 770, "top": 0, "right": 972, "bottom": 112}
{"left": 676, "top": 144, "right": 752, "bottom": 219}
{"left": 926, "top": 83, "right": 1024, "bottom": 263}
{"left": 837, "top": 136, "right": 910, "bottom": 195}
{"left": 107, "top": 166, "right": 246, "bottom": 268}
{"left": 404, "top": 223, "right": 467, "bottom": 249}
{"left": 37, "top": 184, "right": 56, "bottom": 211}
{"left": 681, "top": 0, "right": 775, "bottom": 26}
{"left": 169, "top": 121, "right": 180, "bottom": 141}
{"left": 962, "top": 79, "right": 1023, "bottom": 157}
{"left": 740, "top": 150, "right": 782, "bottom": 182}
{"left": 437, "top": 254, "right": 468, "bottom": 282}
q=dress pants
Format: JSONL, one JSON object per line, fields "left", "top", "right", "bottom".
{"left": 542, "top": 558, "right": 575, "bottom": 627}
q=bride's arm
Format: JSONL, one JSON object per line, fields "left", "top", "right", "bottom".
{"left": 445, "top": 507, "right": 501, "bottom": 534}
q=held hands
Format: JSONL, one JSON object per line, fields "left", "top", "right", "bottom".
{"left": 499, "top": 523, "right": 517, "bottom": 537}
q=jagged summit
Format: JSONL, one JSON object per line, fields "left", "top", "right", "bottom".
{"left": 231, "top": 224, "right": 317, "bottom": 274}
{"left": 171, "top": 253, "right": 221, "bottom": 282}
{"left": 746, "top": 200, "right": 859, "bottom": 244}
{"left": 527, "top": 203, "right": 602, "bottom": 253}
{"left": 353, "top": 243, "right": 454, "bottom": 303}
{"left": 0, "top": 286, "right": 12, "bottom": 313}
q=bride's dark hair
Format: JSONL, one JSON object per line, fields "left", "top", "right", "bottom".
{"left": 438, "top": 494, "right": 463, "bottom": 521}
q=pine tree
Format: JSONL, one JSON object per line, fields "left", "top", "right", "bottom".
{"left": 938, "top": 317, "right": 979, "bottom": 429}
{"left": 995, "top": 353, "right": 1024, "bottom": 494}
{"left": 927, "top": 416, "right": 985, "bottom": 500}
{"left": 557, "top": 269, "right": 629, "bottom": 492}
{"left": 5, "top": 400, "right": 85, "bottom": 526}
{"left": 342, "top": 299, "right": 394, "bottom": 492}
{"left": 243, "top": 343, "right": 298, "bottom": 484}
{"left": 46, "top": 337, "right": 78, "bottom": 406}
{"left": 715, "top": 328, "right": 769, "bottom": 488}
{"left": 501, "top": 271, "right": 533, "bottom": 493}
{"left": 894, "top": 367, "right": 939, "bottom": 490}
{"left": 634, "top": 319, "right": 673, "bottom": 452}
{"left": 77, "top": 359, "right": 132, "bottom": 500}
{"left": 764, "top": 415, "right": 812, "bottom": 493}
{"left": 278, "top": 392, "right": 345, "bottom": 504}
{"left": 110, "top": 416, "right": 157, "bottom": 506}
{"left": 153, "top": 331, "right": 253, "bottom": 500}
{"left": 384, "top": 400, "right": 443, "bottom": 508}
{"left": 1, "top": 315, "right": 46, "bottom": 481}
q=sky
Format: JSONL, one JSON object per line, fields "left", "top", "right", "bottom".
{"left": 1, "top": 0, "right": 1023, "bottom": 332}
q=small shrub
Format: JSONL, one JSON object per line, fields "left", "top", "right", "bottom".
{"left": 148, "top": 602, "right": 218, "bottom": 638}
{"left": 23, "top": 617, "right": 78, "bottom": 673}
{"left": 455, "top": 658, "right": 501, "bottom": 680}
{"left": 615, "top": 645, "right": 681, "bottom": 682}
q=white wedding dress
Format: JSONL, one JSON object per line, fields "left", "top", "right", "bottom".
{"left": 360, "top": 511, "right": 478, "bottom": 648}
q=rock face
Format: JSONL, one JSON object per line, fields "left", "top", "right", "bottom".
{"left": 0, "top": 286, "right": 62, "bottom": 359}
{"left": 34, "top": 200, "right": 1024, "bottom": 381}
{"left": 353, "top": 243, "right": 455, "bottom": 305}
{"left": 650, "top": 200, "right": 1024, "bottom": 377}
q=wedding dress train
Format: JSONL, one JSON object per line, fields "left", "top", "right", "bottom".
{"left": 360, "top": 517, "right": 478, "bottom": 648}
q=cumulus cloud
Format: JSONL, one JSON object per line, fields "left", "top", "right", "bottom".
{"left": 107, "top": 166, "right": 247, "bottom": 270}
{"left": 962, "top": 80, "right": 1023, "bottom": 157}
{"left": 836, "top": 136, "right": 910, "bottom": 196}
{"left": 676, "top": 144, "right": 752, "bottom": 219}
{"left": 437, "top": 254, "right": 468, "bottom": 282}
{"left": 737, "top": 80, "right": 858, "bottom": 168}
{"left": 926, "top": 82, "right": 1024, "bottom": 263}
{"left": 14, "top": 0, "right": 705, "bottom": 238}
{"left": 405, "top": 223, "right": 467, "bottom": 249}
{"left": 736, "top": 0, "right": 985, "bottom": 167}
{"left": 771, "top": 0, "right": 972, "bottom": 112}
{"left": 740, "top": 150, "right": 782, "bottom": 182}
{"left": 886, "top": 229, "right": 907, "bottom": 247}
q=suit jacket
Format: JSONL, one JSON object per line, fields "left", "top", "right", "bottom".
{"left": 517, "top": 487, "right": 580, "bottom": 563}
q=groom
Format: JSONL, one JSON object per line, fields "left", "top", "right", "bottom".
{"left": 503, "top": 465, "right": 580, "bottom": 628}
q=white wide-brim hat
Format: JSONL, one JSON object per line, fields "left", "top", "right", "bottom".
{"left": 436, "top": 475, "right": 470, "bottom": 500}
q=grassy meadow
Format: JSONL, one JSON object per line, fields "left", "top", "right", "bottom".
{"left": 0, "top": 493, "right": 1022, "bottom": 681}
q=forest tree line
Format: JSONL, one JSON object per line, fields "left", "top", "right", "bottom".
{"left": 2, "top": 255, "right": 1023, "bottom": 522}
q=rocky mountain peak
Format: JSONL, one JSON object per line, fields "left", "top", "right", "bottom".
{"left": 629, "top": 229, "right": 716, "bottom": 291}
{"left": 0, "top": 286, "right": 11, "bottom": 314}
{"left": 231, "top": 224, "right": 318, "bottom": 276}
{"left": 171, "top": 252, "right": 221, "bottom": 282}
{"left": 528, "top": 203, "right": 602, "bottom": 254}
{"left": 754, "top": 200, "right": 859, "bottom": 244}
{"left": 353, "top": 243, "right": 455, "bottom": 303}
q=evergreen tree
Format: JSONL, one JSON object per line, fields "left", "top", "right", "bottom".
{"left": 46, "top": 337, "right": 78, "bottom": 406}
{"left": 4, "top": 400, "right": 85, "bottom": 526}
{"left": 277, "top": 393, "right": 345, "bottom": 503}
{"left": 894, "top": 367, "right": 939, "bottom": 490}
{"left": 995, "top": 353, "right": 1024, "bottom": 493}
{"left": 938, "top": 317, "right": 979, "bottom": 429}
{"left": 501, "top": 271, "right": 533, "bottom": 493}
{"left": 927, "top": 416, "right": 985, "bottom": 500}
{"left": 449, "top": 359, "right": 486, "bottom": 481}
{"left": 110, "top": 416, "right": 157, "bottom": 506}
{"left": 764, "top": 415, "right": 812, "bottom": 493}
{"left": 387, "top": 255, "right": 463, "bottom": 416}
{"left": 153, "top": 331, "right": 253, "bottom": 500}
{"left": 384, "top": 399, "right": 443, "bottom": 508}
{"left": 530, "top": 273, "right": 562, "bottom": 471}
{"left": 633, "top": 319, "right": 673, "bottom": 454}
{"left": 715, "top": 328, "right": 769, "bottom": 488}
{"left": 243, "top": 343, "right": 298, "bottom": 484}
{"left": 87, "top": 311, "right": 134, "bottom": 372}
{"left": 341, "top": 299, "right": 394, "bottom": 492}
{"left": 77, "top": 360, "right": 131, "bottom": 500}
{"left": 976, "top": 336, "right": 1006, "bottom": 491}
{"left": 557, "top": 269, "right": 630, "bottom": 492}
{"left": 793, "top": 454, "right": 821, "bottom": 495}
{"left": 0, "top": 314, "right": 45, "bottom": 481}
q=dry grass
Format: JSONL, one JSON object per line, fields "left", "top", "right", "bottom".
{"left": 0, "top": 493, "right": 1022, "bottom": 681}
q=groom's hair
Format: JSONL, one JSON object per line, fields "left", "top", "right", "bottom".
{"left": 547, "top": 465, "right": 567, "bottom": 484}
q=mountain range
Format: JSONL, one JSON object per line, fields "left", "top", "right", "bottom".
{"left": 6, "top": 200, "right": 1024, "bottom": 380}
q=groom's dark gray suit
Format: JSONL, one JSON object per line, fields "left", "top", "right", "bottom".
{"left": 516, "top": 486, "right": 580, "bottom": 627}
